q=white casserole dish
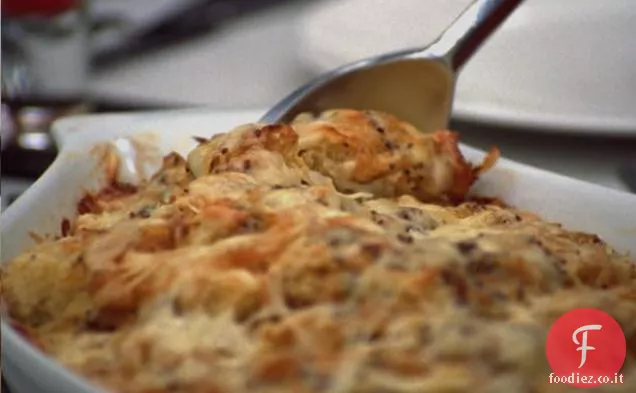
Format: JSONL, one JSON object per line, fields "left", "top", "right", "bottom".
{"left": 1, "top": 108, "right": 635, "bottom": 393}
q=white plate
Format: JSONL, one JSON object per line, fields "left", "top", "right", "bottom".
{"left": 2, "top": 109, "right": 636, "bottom": 393}
{"left": 298, "top": 0, "right": 636, "bottom": 136}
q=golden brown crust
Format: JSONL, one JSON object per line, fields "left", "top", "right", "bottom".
{"left": 1, "top": 110, "right": 635, "bottom": 393}
{"left": 291, "top": 109, "right": 482, "bottom": 203}
{"left": 188, "top": 110, "right": 491, "bottom": 203}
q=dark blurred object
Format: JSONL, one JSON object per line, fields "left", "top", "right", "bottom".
{"left": 1, "top": 100, "right": 62, "bottom": 176}
{"left": 618, "top": 162, "right": 636, "bottom": 193}
{"left": 91, "top": 0, "right": 310, "bottom": 68}
{"left": 1, "top": 98, "right": 88, "bottom": 179}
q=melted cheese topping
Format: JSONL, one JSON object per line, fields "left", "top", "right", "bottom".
{"left": 1, "top": 110, "right": 635, "bottom": 393}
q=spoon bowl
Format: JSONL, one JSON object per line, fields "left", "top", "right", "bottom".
{"left": 261, "top": 0, "right": 524, "bottom": 132}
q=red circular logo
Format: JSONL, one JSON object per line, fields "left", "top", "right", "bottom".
{"left": 546, "top": 308, "right": 626, "bottom": 388}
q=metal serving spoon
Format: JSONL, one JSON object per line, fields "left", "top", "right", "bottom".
{"left": 261, "top": 0, "right": 524, "bottom": 132}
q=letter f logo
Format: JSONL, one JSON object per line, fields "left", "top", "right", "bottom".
{"left": 572, "top": 324, "right": 602, "bottom": 368}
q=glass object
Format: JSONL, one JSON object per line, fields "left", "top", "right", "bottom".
{"left": 2, "top": 0, "right": 89, "bottom": 102}
{"left": 1, "top": 0, "right": 92, "bottom": 166}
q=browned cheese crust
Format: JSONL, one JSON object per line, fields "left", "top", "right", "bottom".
{"left": 1, "top": 110, "right": 634, "bottom": 393}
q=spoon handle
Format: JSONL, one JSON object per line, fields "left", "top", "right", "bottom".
{"left": 428, "top": 0, "right": 524, "bottom": 71}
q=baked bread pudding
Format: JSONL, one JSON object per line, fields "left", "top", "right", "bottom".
{"left": 1, "top": 109, "right": 635, "bottom": 393}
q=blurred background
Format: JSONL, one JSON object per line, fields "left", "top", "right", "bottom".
{"left": 2, "top": 0, "right": 636, "bottom": 213}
